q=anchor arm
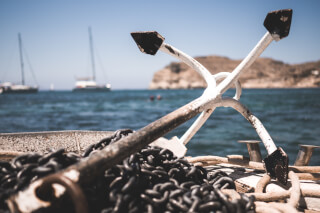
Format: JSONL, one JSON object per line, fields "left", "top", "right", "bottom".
{"left": 217, "top": 97, "right": 288, "bottom": 184}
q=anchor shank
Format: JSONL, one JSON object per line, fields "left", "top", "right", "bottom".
{"left": 216, "top": 32, "right": 273, "bottom": 95}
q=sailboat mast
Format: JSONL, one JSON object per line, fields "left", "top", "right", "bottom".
{"left": 88, "top": 27, "right": 96, "bottom": 81}
{"left": 18, "top": 33, "right": 25, "bottom": 85}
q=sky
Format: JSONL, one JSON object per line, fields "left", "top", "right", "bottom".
{"left": 0, "top": 0, "right": 319, "bottom": 90}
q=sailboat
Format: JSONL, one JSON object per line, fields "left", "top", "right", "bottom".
{"left": 0, "top": 33, "right": 38, "bottom": 94}
{"left": 72, "top": 27, "right": 111, "bottom": 92}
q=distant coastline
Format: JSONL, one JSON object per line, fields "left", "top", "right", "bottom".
{"left": 149, "top": 56, "right": 320, "bottom": 89}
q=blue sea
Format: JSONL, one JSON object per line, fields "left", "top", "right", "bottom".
{"left": 0, "top": 89, "right": 319, "bottom": 165}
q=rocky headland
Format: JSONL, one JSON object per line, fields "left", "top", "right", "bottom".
{"left": 149, "top": 56, "right": 320, "bottom": 89}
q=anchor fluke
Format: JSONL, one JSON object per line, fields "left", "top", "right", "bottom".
{"left": 131, "top": 31, "right": 165, "bottom": 55}
{"left": 264, "top": 9, "right": 293, "bottom": 41}
{"left": 264, "top": 147, "right": 289, "bottom": 185}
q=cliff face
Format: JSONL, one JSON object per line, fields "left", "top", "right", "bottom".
{"left": 149, "top": 56, "right": 320, "bottom": 89}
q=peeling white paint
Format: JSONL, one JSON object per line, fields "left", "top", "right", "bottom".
{"left": 7, "top": 180, "right": 50, "bottom": 212}
{"left": 63, "top": 169, "right": 80, "bottom": 182}
{"left": 217, "top": 98, "right": 277, "bottom": 155}
{"left": 53, "top": 183, "right": 66, "bottom": 197}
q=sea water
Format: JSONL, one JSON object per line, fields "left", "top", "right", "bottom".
{"left": 0, "top": 88, "right": 319, "bottom": 165}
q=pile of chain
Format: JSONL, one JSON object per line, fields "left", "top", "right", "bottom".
{"left": 0, "top": 149, "right": 80, "bottom": 212}
{"left": 0, "top": 129, "right": 255, "bottom": 213}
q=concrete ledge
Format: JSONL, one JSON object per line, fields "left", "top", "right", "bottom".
{"left": 0, "top": 130, "right": 114, "bottom": 154}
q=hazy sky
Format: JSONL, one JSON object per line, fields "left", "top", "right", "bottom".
{"left": 1, "top": 0, "right": 319, "bottom": 90}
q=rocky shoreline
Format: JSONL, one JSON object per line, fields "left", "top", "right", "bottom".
{"left": 149, "top": 56, "right": 320, "bottom": 89}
